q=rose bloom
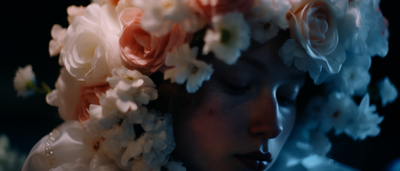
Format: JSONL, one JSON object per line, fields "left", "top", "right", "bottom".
{"left": 288, "top": 0, "right": 346, "bottom": 74}
{"left": 119, "top": 7, "right": 189, "bottom": 75}
{"left": 188, "top": 0, "right": 255, "bottom": 22}
{"left": 75, "top": 83, "right": 110, "bottom": 123}
{"left": 47, "top": 68, "right": 110, "bottom": 123}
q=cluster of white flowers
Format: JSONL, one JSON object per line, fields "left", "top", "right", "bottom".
{"left": 245, "top": 0, "right": 291, "bottom": 44}
{"left": 270, "top": 1, "right": 396, "bottom": 169}
{"left": 85, "top": 68, "right": 183, "bottom": 170}
{"left": 164, "top": 44, "right": 214, "bottom": 93}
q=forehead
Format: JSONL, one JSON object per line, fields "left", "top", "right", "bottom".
{"left": 213, "top": 34, "right": 305, "bottom": 84}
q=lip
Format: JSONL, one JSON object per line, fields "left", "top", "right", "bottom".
{"left": 235, "top": 151, "right": 272, "bottom": 171}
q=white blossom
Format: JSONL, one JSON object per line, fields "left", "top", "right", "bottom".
{"left": 338, "top": 1, "right": 368, "bottom": 55}
{"left": 245, "top": 0, "right": 290, "bottom": 43}
{"left": 89, "top": 153, "right": 124, "bottom": 171}
{"left": 358, "top": 0, "right": 389, "bottom": 57}
{"left": 308, "top": 129, "right": 331, "bottom": 156}
{"left": 86, "top": 98, "right": 149, "bottom": 159}
{"left": 278, "top": 39, "right": 335, "bottom": 84}
{"left": 106, "top": 68, "right": 158, "bottom": 112}
{"left": 121, "top": 111, "right": 175, "bottom": 170}
{"left": 319, "top": 92, "right": 358, "bottom": 134}
{"left": 164, "top": 160, "right": 186, "bottom": 171}
{"left": 378, "top": 76, "right": 398, "bottom": 107}
{"left": 134, "top": 0, "right": 202, "bottom": 36}
{"left": 344, "top": 93, "right": 384, "bottom": 140}
{"left": 49, "top": 24, "right": 67, "bottom": 57}
{"left": 164, "top": 44, "right": 214, "bottom": 93}
{"left": 203, "top": 12, "right": 251, "bottom": 65}
{"left": 67, "top": 5, "right": 86, "bottom": 24}
{"left": 328, "top": 54, "right": 371, "bottom": 96}
{"left": 13, "top": 65, "right": 36, "bottom": 97}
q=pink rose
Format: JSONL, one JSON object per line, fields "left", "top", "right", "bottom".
{"left": 75, "top": 83, "right": 110, "bottom": 123}
{"left": 188, "top": 0, "right": 255, "bottom": 22}
{"left": 119, "top": 7, "right": 189, "bottom": 75}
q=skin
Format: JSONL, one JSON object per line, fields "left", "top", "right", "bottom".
{"left": 172, "top": 33, "right": 306, "bottom": 171}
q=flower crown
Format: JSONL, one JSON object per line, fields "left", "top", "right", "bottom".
{"left": 13, "top": 0, "right": 398, "bottom": 170}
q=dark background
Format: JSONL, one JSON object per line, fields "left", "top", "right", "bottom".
{"left": 0, "top": 0, "right": 399, "bottom": 170}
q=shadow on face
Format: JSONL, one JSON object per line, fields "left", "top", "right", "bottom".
{"left": 149, "top": 30, "right": 306, "bottom": 171}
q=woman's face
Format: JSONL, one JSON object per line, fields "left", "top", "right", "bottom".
{"left": 172, "top": 34, "right": 306, "bottom": 171}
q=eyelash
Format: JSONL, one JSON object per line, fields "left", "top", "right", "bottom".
{"left": 276, "top": 94, "right": 295, "bottom": 107}
{"left": 222, "top": 80, "right": 251, "bottom": 95}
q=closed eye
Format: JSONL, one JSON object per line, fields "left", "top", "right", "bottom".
{"left": 222, "top": 80, "right": 251, "bottom": 95}
{"left": 276, "top": 94, "right": 295, "bottom": 107}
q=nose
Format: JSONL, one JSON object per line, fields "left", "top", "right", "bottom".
{"left": 248, "top": 90, "right": 282, "bottom": 140}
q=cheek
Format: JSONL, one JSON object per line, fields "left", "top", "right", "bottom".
{"left": 269, "top": 108, "right": 296, "bottom": 163}
{"left": 172, "top": 84, "right": 247, "bottom": 169}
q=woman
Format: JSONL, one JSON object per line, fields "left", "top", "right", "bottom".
{"left": 19, "top": 0, "right": 394, "bottom": 170}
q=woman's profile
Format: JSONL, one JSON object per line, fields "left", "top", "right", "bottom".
{"left": 15, "top": 0, "right": 396, "bottom": 170}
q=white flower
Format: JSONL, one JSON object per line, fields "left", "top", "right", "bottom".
{"left": 378, "top": 76, "right": 398, "bottom": 107}
{"left": 308, "top": 129, "right": 331, "bottom": 156}
{"left": 89, "top": 153, "right": 124, "bottom": 171}
{"left": 164, "top": 44, "right": 214, "bottom": 93}
{"left": 282, "top": 0, "right": 347, "bottom": 83}
{"left": 300, "top": 154, "right": 357, "bottom": 170}
{"left": 358, "top": 0, "right": 389, "bottom": 57}
{"left": 338, "top": 1, "right": 368, "bottom": 55}
{"left": 106, "top": 68, "right": 158, "bottom": 112}
{"left": 67, "top": 5, "right": 86, "bottom": 24}
{"left": 61, "top": 3, "right": 122, "bottom": 84}
{"left": 203, "top": 12, "right": 251, "bottom": 65}
{"left": 319, "top": 92, "right": 358, "bottom": 134}
{"left": 344, "top": 93, "right": 384, "bottom": 140}
{"left": 49, "top": 24, "right": 67, "bottom": 57}
{"left": 134, "top": 0, "right": 202, "bottom": 36}
{"left": 328, "top": 54, "right": 371, "bottom": 96}
{"left": 165, "top": 160, "right": 186, "bottom": 171}
{"left": 245, "top": 0, "right": 290, "bottom": 43}
{"left": 87, "top": 98, "right": 149, "bottom": 159}
{"left": 46, "top": 68, "right": 81, "bottom": 121}
{"left": 278, "top": 39, "right": 335, "bottom": 84}
{"left": 121, "top": 112, "right": 175, "bottom": 170}
{"left": 13, "top": 65, "right": 36, "bottom": 97}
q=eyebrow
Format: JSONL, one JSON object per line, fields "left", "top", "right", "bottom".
{"left": 238, "top": 56, "right": 266, "bottom": 72}
{"left": 239, "top": 56, "right": 306, "bottom": 83}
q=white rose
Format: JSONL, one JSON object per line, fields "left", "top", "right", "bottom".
{"left": 286, "top": 0, "right": 347, "bottom": 76}
{"left": 61, "top": 3, "right": 122, "bottom": 85}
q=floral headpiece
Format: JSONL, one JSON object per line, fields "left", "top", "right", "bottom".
{"left": 13, "top": 0, "right": 398, "bottom": 170}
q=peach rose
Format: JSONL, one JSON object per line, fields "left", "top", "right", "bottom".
{"left": 188, "top": 0, "right": 255, "bottom": 22}
{"left": 75, "top": 83, "right": 110, "bottom": 123}
{"left": 119, "top": 7, "right": 189, "bottom": 75}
